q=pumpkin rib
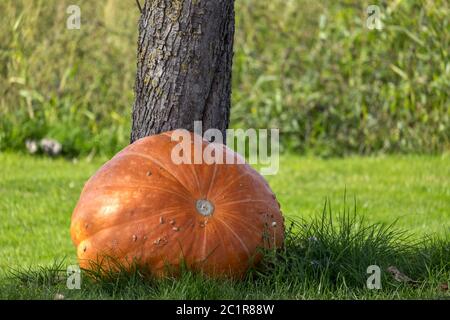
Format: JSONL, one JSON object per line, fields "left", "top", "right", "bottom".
{"left": 216, "top": 211, "right": 271, "bottom": 262}
{"left": 159, "top": 215, "right": 197, "bottom": 264}
{"left": 215, "top": 185, "right": 274, "bottom": 201}
{"left": 211, "top": 170, "right": 254, "bottom": 201}
{"left": 85, "top": 184, "right": 193, "bottom": 203}
{"left": 74, "top": 205, "right": 187, "bottom": 242}
{"left": 197, "top": 219, "right": 225, "bottom": 264}
{"left": 215, "top": 198, "right": 272, "bottom": 207}
{"left": 205, "top": 162, "right": 218, "bottom": 199}
{"left": 214, "top": 217, "right": 251, "bottom": 258}
{"left": 190, "top": 165, "right": 202, "bottom": 195}
{"left": 80, "top": 214, "right": 198, "bottom": 267}
{"left": 198, "top": 243, "right": 221, "bottom": 266}
{"left": 111, "top": 152, "right": 181, "bottom": 187}
{"left": 78, "top": 236, "right": 130, "bottom": 263}
{"left": 114, "top": 151, "right": 192, "bottom": 195}
{"left": 201, "top": 222, "right": 209, "bottom": 261}
{"left": 205, "top": 219, "right": 232, "bottom": 265}
{"left": 215, "top": 211, "right": 263, "bottom": 234}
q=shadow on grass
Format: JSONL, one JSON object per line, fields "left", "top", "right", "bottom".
{"left": 3, "top": 199, "right": 449, "bottom": 299}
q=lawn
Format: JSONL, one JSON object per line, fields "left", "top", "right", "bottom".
{"left": 0, "top": 152, "right": 449, "bottom": 299}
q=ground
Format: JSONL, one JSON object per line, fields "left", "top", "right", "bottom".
{"left": 0, "top": 152, "right": 448, "bottom": 299}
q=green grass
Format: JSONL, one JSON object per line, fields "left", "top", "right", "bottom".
{"left": 0, "top": 152, "right": 448, "bottom": 299}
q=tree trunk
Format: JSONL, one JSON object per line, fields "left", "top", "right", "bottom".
{"left": 131, "top": 0, "right": 235, "bottom": 143}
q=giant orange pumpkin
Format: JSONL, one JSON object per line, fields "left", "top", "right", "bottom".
{"left": 70, "top": 131, "right": 284, "bottom": 278}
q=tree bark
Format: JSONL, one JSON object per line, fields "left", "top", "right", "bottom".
{"left": 131, "top": 0, "right": 235, "bottom": 143}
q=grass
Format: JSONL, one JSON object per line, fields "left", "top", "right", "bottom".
{"left": 0, "top": 152, "right": 448, "bottom": 299}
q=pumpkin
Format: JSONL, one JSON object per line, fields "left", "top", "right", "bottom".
{"left": 70, "top": 131, "right": 284, "bottom": 278}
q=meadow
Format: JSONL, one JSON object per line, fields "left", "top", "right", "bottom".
{"left": 0, "top": 153, "right": 448, "bottom": 299}
{"left": 0, "top": 0, "right": 448, "bottom": 300}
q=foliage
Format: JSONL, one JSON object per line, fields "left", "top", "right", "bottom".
{"left": 0, "top": 0, "right": 135, "bottom": 156}
{"left": 233, "top": 0, "right": 449, "bottom": 155}
{"left": 0, "top": 0, "right": 449, "bottom": 156}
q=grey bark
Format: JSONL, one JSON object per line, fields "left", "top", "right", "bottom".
{"left": 131, "top": 0, "right": 235, "bottom": 143}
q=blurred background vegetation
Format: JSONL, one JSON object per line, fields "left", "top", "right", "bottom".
{"left": 0, "top": 0, "right": 448, "bottom": 157}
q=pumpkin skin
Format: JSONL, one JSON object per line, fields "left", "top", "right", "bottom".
{"left": 70, "top": 131, "right": 284, "bottom": 278}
